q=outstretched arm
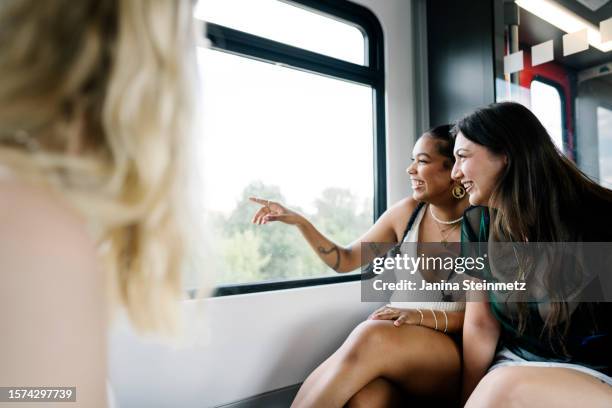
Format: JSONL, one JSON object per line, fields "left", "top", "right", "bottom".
{"left": 250, "top": 197, "right": 416, "bottom": 273}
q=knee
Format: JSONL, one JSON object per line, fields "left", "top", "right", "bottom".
{"left": 465, "top": 367, "right": 525, "bottom": 408}
{"left": 342, "top": 320, "right": 390, "bottom": 364}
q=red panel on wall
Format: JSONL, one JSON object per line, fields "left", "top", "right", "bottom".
{"left": 519, "top": 47, "right": 574, "bottom": 158}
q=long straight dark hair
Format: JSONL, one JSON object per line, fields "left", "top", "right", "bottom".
{"left": 453, "top": 102, "right": 612, "bottom": 351}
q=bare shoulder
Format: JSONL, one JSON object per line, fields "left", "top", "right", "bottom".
{"left": 390, "top": 196, "right": 419, "bottom": 214}
{"left": 384, "top": 196, "right": 419, "bottom": 221}
{"left": 383, "top": 197, "right": 420, "bottom": 241}
{"left": 0, "top": 180, "right": 95, "bottom": 251}
{"left": 0, "top": 178, "right": 102, "bottom": 298}
{"left": 0, "top": 179, "right": 101, "bottom": 293}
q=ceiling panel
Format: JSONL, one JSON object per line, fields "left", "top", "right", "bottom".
{"left": 518, "top": 1, "right": 612, "bottom": 71}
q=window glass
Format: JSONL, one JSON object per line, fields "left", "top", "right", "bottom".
{"left": 597, "top": 106, "right": 612, "bottom": 188}
{"left": 195, "top": 0, "right": 366, "bottom": 65}
{"left": 194, "top": 48, "right": 374, "bottom": 286}
{"left": 531, "top": 80, "right": 564, "bottom": 152}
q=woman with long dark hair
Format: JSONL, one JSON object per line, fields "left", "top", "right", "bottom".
{"left": 451, "top": 101, "right": 612, "bottom": 406}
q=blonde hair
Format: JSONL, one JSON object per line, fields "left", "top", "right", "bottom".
{"left": 0, "top": 0, "right": 202, "bottom": 336}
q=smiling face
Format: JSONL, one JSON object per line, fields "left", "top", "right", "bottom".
{"left": 406, "top": 135, "right": 455, "bottom": 202}
{"left": 451, "top": 132, "right": 507, "bottom": 206}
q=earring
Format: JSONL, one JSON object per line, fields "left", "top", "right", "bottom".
{"left": 452, "top": 184, "right": 466, "bottom": 199}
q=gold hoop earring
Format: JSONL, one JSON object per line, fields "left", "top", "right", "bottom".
{"left": 452, "top": 184, "right": 466, "bottom": 199}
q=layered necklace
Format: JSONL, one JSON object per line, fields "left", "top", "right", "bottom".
{"left": 428, "top": 205, "right": 463, "bottom": 301}
{"left": 429, "top": 205, "right": 462, "bottom": 246}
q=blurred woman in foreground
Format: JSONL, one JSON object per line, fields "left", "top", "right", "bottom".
{"left": 0, "top": 1, "right": 202, "bottom": 406}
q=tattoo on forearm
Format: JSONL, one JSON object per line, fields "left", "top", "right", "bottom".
{"left": 318, "top": 245, "right": 341, "bottom": 271}
{"left": 368, "top": 242, "right": 382, "bottom": 257}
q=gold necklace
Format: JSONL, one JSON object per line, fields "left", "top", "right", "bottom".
{"left": 429, "top": 205, "right": 463, "bottom": 225}
{"left": 434, "top": 221, "right": 460, "bottom": 246}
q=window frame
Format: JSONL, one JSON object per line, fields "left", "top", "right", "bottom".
{"left": 195, "top": 0, "right": 386, "bottom": 297}
{"left": 530, "top": 76, "right": 569, "bottom": 157}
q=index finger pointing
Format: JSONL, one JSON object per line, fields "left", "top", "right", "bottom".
{"left": 249, "top": 197, "right": 268, "bottom": 205}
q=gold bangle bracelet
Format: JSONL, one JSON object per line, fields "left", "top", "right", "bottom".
{"left": 442, "top": 310, "right": 448, "bottom": 333}
{"left": 430, "top": 309, "right": 438, "bottom": 331}
{"left": 416, "top": 308, "right": 424, "bottom": 326}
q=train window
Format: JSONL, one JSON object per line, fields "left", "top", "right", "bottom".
{"left": 196, "top": 49, "right": 374, "bottom": 287}
{"left": 498, "top": 0, "right": 612, "bottom": 171}
{"left": 190, "top": 1, "right": 385, "bottom": 295}
{"left": 531, "top": 79, "right": 564, "bottom": 152}
{"left": 194, "top": 0, "right": 365, "bottom": 65}
{"left": 597, "top": 106, "right": 612, "bottom": 189}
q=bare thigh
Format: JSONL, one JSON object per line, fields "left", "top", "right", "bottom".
{"left": 292, "top": 320, "right": 462, "bottom": 408}
{"left": 342, "top": 320, "right": 461, "bottom": 398}
{"left": 466, "top": 366, "right": 612, "bottom": 408}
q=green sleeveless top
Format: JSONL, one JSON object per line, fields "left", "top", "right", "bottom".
{"left": 461, "top": 206, "right": 612, "bottom": 376}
